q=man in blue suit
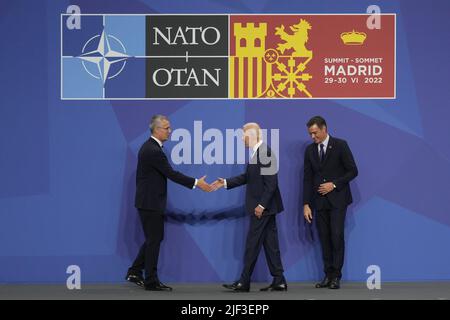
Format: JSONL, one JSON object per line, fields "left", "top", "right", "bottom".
{"left": 126, "top": 115, "right": 213, "bottom": 291}
{"left": 213, "top": 123, "right": 286, "bottom": 292}
{"left": 303, "top": 116, "right": 358, "bottom": 289}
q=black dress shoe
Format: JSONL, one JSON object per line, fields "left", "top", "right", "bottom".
{"left": 315, "top": 276, "right": 332, "bottom": 288}
{"left": 222, "top": 282, "right": 250, "bottom": 292}
{"left": 145, "top": 284, "right": 164, "bottom": 291}
{"left": 125, "top": 273, "right": 144, "bottom": 287}
{"left": 329, "top": 278, "right": 340, "bottom": 289}
{"left": 158, "top": 282, "right": 173, "bottom": 291}
{"left": 260, "top": 283, "right": 288, "bottom": 291}
{"left": 222, "top": 282, "right": 238, "bottom": 290}
{"left": 145, "top": 283, "right": 173, "bottom": 291}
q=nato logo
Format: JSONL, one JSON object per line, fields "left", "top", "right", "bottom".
{"left": 61, "top": 15, "right": 147, "bottom": 99}
{"left": 61, "top": 14, "right": 228, "bottom": 100}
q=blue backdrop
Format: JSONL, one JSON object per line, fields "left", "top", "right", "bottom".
{"left": 1, "top": 0, "right": 450, "bottom": 283}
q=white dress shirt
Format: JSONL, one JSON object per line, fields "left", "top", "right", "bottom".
{"left": 318, "top": 134, "right": 330, "bottom": 156}
{"left": 251, "top": 140, "right": 263, "bottom": 159}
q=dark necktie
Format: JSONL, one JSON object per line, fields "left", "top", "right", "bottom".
{"left": 319, "top": 143, "right": 325, "bottom": 162}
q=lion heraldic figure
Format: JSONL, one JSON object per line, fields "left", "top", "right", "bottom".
{"left": 275, "top": 19, "right": 312, "bottom": 57}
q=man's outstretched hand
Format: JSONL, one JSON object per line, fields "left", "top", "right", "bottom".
{"left": 211, "top": 178, "right": 225, "bottom": 191}
{"left": 197, "top": 175, "right": 214, "bottom": 192}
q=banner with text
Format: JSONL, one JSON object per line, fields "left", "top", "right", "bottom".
{"left": 61, "top": 14, "right": 395, "bottom": 100}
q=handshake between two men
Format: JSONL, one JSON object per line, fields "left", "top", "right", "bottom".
{"left": 197, "top": 175, "right": 227, "bottom": 192}
{"left": 196, "top": 177, "right": 265, "bottom": 219}
{"left": 129, "top": 117, "right": 285, "bottom": 292}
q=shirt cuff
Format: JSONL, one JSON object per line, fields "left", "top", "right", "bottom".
{"left": 192, "top": 178, "right": 198, "bottom": 189}
{"left": 224, "top": 179, "right": 227, "bottom": 189}
{"left": 258, "top": 204, "right": 265, "bottom": 210}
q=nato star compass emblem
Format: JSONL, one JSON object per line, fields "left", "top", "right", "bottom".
{"left": 78, "top": 29, "right": 129, "bottom": 85}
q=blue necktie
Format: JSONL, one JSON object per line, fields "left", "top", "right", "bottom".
{"left": 319, "top": 143, "right": 325, "bottom": 162}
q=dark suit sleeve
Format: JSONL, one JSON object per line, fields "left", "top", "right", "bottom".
{"left": 333, "top": 141, "right": 358, "bottom": 191}
{"left": 225, "top": 173, "right": 247, "bottom": 189}
{"left": 257, "top": 150, "right": 279, "bottom": 208}
{"left": 151, "top": 149, "right": 196, "bottom": 189}
{"left": 259, "top": 170, "right": 278, "bottom": 209}
{"left": 303, "top": 147, "right": 313, "bottom": 206}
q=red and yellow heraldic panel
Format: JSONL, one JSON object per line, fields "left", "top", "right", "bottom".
{"left": 229, "top": 14, "right": 395, "bottom": 99}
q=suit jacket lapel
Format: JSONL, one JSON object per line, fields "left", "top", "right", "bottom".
{"left": 248, "top": 143, "right": 266, "bottom": 173}
{"left": 150, "top": 137, "right": 163, "bottom": 150}
{"left": 312, "top": 143, "right": 320, "bottom": 164}
{"left": 250, "top": 142, "right": 264, "bottom": 164}
{"left": 322, "top": 136, "right": 333, "bottom": 166}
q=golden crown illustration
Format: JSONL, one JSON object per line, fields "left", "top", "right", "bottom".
{"left": 340, "top": 30, "right": 367, "bottom": 45}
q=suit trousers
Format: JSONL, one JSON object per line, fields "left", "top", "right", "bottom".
{"left": 316, "top": 198, "right": 347, "bottom": 279}
{"left": 239, "top": 214, "right": 285, "bottom": 286}
{"left": 129, "top": 209, "right": 164, "bottom": 285}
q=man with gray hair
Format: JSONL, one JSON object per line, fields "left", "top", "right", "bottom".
{"left": 126, "top": 115, "right": 213, "bottom": 291}
{"left": 213, "top": 122, "right": 286, "bottom": 292}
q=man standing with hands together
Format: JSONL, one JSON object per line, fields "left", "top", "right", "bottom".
{"left": 303, "top": 116, "right": 358, "bottom": 290}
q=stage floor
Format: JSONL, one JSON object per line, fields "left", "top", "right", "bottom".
{"left": 0, "top": 282, "right": 449, "bottom": 300}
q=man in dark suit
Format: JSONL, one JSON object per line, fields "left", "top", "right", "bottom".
{"left": 126, "top": 115, "right": 213, "bottom": 291}
{"left": 303, "top": 116, "right": 358, "bottom": 289}
{"left": 213, "top": 123, "right": 286, "bottom": 292}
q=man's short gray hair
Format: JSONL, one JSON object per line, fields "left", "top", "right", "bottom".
{"left": 150, "top": 115, "right": 168, "bottom": 133}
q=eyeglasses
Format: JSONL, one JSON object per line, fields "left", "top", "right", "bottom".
{"left": 157, "top": 126, "right": 171, "bottom": 131}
